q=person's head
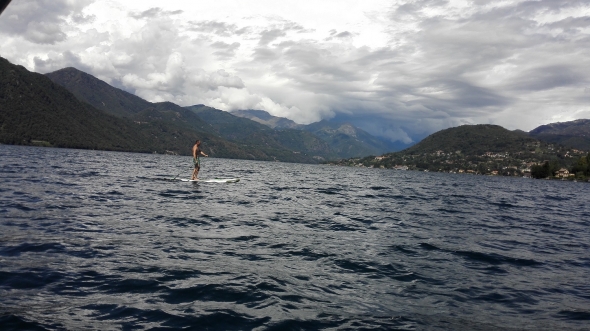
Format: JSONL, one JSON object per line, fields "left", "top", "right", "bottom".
{"left": 195, "top": 140, "right": 201, "bottom": 146}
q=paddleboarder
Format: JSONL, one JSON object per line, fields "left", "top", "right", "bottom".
{"left": 191, "top": 140, "right": 208, "bottom": 180}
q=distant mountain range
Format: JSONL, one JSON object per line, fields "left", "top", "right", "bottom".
{"left": 1, "top": 57, "right": 395, "bottom": 162}
{"left": 187, "top": 105, "right": 337, "bottom": 162}
{"left": 529, "top": 119, "right": 590, "bottom": 151}
{"left": 334, "top": 124, "right": 588, "bottom": 177}
{"left": 231, "top": 110, "right": 400, "bottom": 158}
{"left": 45, "top": 67, "right": 399, "bottom": 159}
{"left": 2, "top": 56, "right": 589, "bottom": 164}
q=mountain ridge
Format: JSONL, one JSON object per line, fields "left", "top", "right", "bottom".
{"left": 528, "top": 119, "right": 590, "bottom": 151}
{"left": 230, "top": 109, "right": 302, "bottom": 129}
{"left": 6, "top": 57, "right": 588, "bottom": 165}
{"left": 332, "top": 124, "right": 587, "bottom": 178}
{"left": 45, "top": 67, "right": 151, "bottom": 117}
{"left": 231, "top": 109, "right": 399, "bottom": 158}
{"left": 0, "top": 57, "right": 149, "bottom": 151}
{"left": 43, "top": 66, "right": 334, "bottom": 162}
{"left": 46, "top": 66, "right": 396, "bottom": 159}
{"left": 0, "top": 57, "right": 317, "bottom": 161}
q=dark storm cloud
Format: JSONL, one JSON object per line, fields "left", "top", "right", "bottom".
{"left": 0, "top": 0, "right": 93, "bottom": 44}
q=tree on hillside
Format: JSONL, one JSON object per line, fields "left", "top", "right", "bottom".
{"left": 571, "top": 153, "right": 590, "bottom": 177}
{"left": 531, "top": 161, "right": 559, "bottom": 179}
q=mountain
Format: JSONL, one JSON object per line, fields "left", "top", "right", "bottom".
{"left": 188, "top": 105, "right": 275, "bottom": 140}
{"left": 302, "top": 120, "right": 397, "bottom": 158}
{"left": 529, "top": 119, "right": 590, "bottom": 151}
{"left": 231, "top": 109, "right": 302, "bottom": 129}
{"left": 187, "top": 105, "right": 337, "bottom": 162}
{"left": 402, "top": 124, "right": 540, "bottom": 155}
{"left": 46, "top": 68, "right": 214, "bottom": 135}
{"left": 42, "top": 65, "right": 338, "bottom": 162}
{"left": 45, "top": 67, "right": 151, "bottom": 117}
{"left": 332, "top": 124, "right": 586, "bottom": 176}
{"left": 45, "top": 66, "right": 388, "bottom": 160}
{"left": 232, "top": 109, "right": 397, "bottom": 158}
{"left": 0, "top": 57, "right": 302, "bottom": 160}
{"left": 0, "top": 57, "right": 148, "bottom": 151}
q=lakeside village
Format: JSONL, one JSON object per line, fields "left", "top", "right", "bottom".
{"left": 329, "top": 148, "right": 590, "bottom": 181}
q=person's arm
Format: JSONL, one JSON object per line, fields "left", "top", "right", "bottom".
{"left": 200, "top": 151, "right": 208, "bottom": 157}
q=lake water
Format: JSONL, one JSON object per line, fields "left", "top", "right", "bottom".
{"left": 1, "top": 145, "right": 589, "bottom": 330}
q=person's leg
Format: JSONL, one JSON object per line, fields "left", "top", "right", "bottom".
{"left": 191, "top": 167, "right": 198, "bottom": 180}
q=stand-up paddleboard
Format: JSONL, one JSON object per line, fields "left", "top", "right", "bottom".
{"left": 179, "top": 178, "right": 240, "bottom": 183}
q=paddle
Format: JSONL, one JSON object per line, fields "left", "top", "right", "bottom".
{"left": 172, "top": 166, "right": 193, "bottom": 180}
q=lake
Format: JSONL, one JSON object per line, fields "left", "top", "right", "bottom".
{"left": 1, "top": 145, "right": 589, "bottom": 330}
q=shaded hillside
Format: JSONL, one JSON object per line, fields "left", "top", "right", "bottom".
{"left": 0, "top": 57, "right": 148, "bottom": 151}
{"left": 133, "top": 102, "right": 214, "bottom": 134}
{"left": 46, "top": 67, "right": 151, "bottom": 117}
{"left": 529, "top": 119, "right": 590, "bottom": 151}
{"left": 0, "top": 57, "right": 292, "bottom": 159}
{"left": 46, "top": 68, "right": 214, "bottom": 135}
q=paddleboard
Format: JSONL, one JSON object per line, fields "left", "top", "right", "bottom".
{"left": 179, "top": 178, "right": 240, "bottom": 183}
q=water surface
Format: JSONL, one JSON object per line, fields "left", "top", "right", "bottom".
{"left": 1, "top": 145, "right": 589, "bottom": 330}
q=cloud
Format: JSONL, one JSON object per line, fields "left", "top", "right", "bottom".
{"left": 33, "top": 50, "right": 92, "bottom": 73}
{"left": 0, "top": 0, "right": 94, "bottom": 44}
{"left": 259, "top": 29, "right": 286, "bottom": 45}
{"left": 210, "top": 41, "right": 241, "bottom": 59}
{"left": 2, "top": 0, "right": 590, "bottom": 146}
{"left": 129, "top": 7, "right": 183, "bottom": 19}
{"left": 335, "top": 31, "right": 352, "bottom": 38}
{"left": 186, "top": 20, "right": 242, "bottom": 37}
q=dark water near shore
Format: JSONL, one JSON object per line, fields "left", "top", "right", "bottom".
{"left": 1, "top": 145, "right": 589, "bottom": 330}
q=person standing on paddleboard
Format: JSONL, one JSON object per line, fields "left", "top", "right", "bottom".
{"left": 191, "top": 140, "right": 208, "bottom": 180}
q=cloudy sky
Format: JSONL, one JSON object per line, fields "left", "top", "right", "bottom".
{"left": 1, "top": 0, "right": 589, "bottom": 143}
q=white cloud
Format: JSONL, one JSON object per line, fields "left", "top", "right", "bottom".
{"left": 1, "top": 0, "right": 589, "bottom": 144}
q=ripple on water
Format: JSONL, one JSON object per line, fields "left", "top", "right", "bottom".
{"left": 0, "top": 145, "right": 589, "bottom": 330}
